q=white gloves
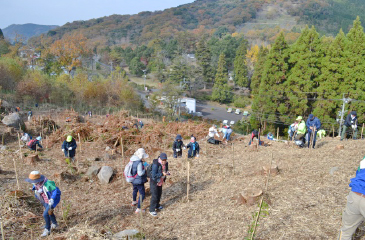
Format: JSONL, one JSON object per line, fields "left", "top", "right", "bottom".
{"left": 352, "top": 125, "right": 357, "bottom": 129}
{"left": 183, "top": 147, "right": 186, "bottom": 150}
{"left": 37, "top": 189, "right": 43, "bottom": 193}
{"left": 68, "top": 147, "right": 72, "bottom": 150}
{"left": 196, "top": 154, "right": 199, "bottom": 158}
{"left": 176, "top": 149, "right": 180, "bottom": 152}
{"left": 48, "top": 199, "right": 54, "bottom": 207}
{"left": 62, "top": 149, "right": 65, "bottom": 152}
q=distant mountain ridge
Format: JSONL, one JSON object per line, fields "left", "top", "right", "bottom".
{"left": 3, "top": 23, "right": 58, "bottom": 42}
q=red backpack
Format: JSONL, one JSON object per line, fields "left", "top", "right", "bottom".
{"left": 27, "top": 139, "right": 37, "bottom": 148}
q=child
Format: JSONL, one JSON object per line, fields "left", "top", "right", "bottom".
{"left": 25, "top": 171, "right": 61, "bottom": 237}
{"left": 187, "top": 137, "right": 200, "bottom": 158}
{"left": 172, "top": 134, "right": 185, "bottom": 158}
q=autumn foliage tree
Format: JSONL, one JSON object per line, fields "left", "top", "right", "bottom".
{"left": 49, "top": 33, "right": 90, "bottom": 73}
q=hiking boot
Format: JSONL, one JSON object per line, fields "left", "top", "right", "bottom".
{"left": 51, "top": 223, "right": 58, "bottom": 229}
{"left": 131, "top": 201, "right": 137, "bottom": 206}
{"left": 135, "top": 208, "right": 145, "bottom": 214}
{"left": 156, "top": 205, "right": 163, "bottom": 210}
{"left": 149, "top": 211, "right": 157, "bottom": 217}
{"left": 41, "top": 228, "right": 50, "bottom": 237}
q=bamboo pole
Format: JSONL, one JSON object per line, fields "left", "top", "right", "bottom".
{"left": 232, "top": 143, "right": 235, "bottom": 175}
{"left": 121, "top": 138, "right": 125, "bottom": 187}
{"left": 1, "top": 221, "right": 5, "bottom": 240}
{"left": 276, "top": 127, "right": 279, "bottom": 140}
{"left": 361, "top": 123, "right": 364, "bottom": 139}
{"left": 13, "top": 158, "right": 20, "bottom": 190}
{"left": 332, "top": 125, "right": 335, "bottom": 139}
{"left": 2, "top": 134, "right": 4, "bottom": 145}
{"left": 187, "top": 158, "right": 190, "bottom": 202}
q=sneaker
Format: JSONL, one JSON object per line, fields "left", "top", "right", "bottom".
{"left": 149, "top": 211, "right": 157, "bottom": 217}
{"left": 51, "top": 223, "right": 58, "bottom": 229}
{"left": 131, "top": 201, "right": 137, "bottom": 206}
{"left": 41, "top": 228, "right": 50, "bottom": 237}
{"left": 135, "top": 208, "right": 145, "bottom": 214}
{"left": 156, "top": 205, "right": 163, "bottom": 210}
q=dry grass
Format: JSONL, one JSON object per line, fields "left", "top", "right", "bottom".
{"left": 0, "top": 112, "right": 364, "bottom": 239}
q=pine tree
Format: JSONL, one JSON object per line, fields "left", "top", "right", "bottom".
{"left": 196, "top": 36, "right": 214, "bottom": 89}
{"left": 313, "top": 29, "right": 348, "bottom": 126}
{"left": 211, "top": 53, "right": 231, "bottom": 103}
{"left": 250, "top": 33, "right": 289, "bottom": 127}
{"left": 0, "top": 29, "right": 4, "bottom": 40}
{"left": 284, "top": 26, "right": 323, "bottom": 117}
{"left": 343, "top": 17, "right": 365, "bottom": 123}
{"left": 233, "top": 39, "right": 248, "bottom": 87}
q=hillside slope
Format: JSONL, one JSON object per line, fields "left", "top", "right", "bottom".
{"left": 3, "top": 23, "right": 58, "bottom": 42}
{"left": 29, "top": 0, "right": 365, "bottom": 47}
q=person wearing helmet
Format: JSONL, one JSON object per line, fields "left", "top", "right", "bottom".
{"left": 27, "top": 136, "right": 43, "bottom": 151}
{"left": 61, "top": 135, "right": 77, "bottom": 161}
{"left": 294, "top": 116, "right": 307, "bottom": 147}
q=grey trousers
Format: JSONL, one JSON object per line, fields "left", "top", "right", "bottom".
{"left": 338, "top": 191, "right": 365, "bottom": 240}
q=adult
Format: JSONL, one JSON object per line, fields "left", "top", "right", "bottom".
{"left": 224, "top": 125, "right": 233, "bottom": 142}
{"left": 306, "top": 114, "right": 321, "bottom": 149}
{"left": 341, "top": 111, "right": 358, "bottom": 141}
{"left": 149, "top": 153, "right": 169, "bottom": 217}
{"left": 294, "top": 116, "right": 306, "bottom": 147}
{"left": 288, "top": 119, "right": 299, "bottom": 141}
{"left": 61, "top": 135, "right": 77, "bottom": 162}
{"left": 130, "top": 148, "right": 148, "bottom": 213}
{"left": 172, "top": 134, "right": 185, "bottom": 158}
{"left": 187, "top": 137, "right": 200, "bottom": 158}
{"left": 25, "top": 171, "right": 61, "bottom": 237}
{"left": 338, "top": 157, "right": 365, "bottom": 239}
{"left": 27, "top": 110, "right": 33, "bottom": 121}
{"left": 28, "top": 136, "right": 43, "bottom": 151}
{"left": 208, "top": 125, "right": 221, "bottom": 144}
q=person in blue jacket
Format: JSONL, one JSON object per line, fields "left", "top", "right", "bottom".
{"left": 25, "top": 171, "right": 61, "bottom": 237}
{"left": 149, "top": 153, "right": 168, "bottom": 217}
{"left": 61, "top": 135, "right": 77, "bottom": 161}
{"left": 338, "top": 157, "right": 365, "bottom": 239}
{"left": 306, "top": 114, "right": 321, "bottom": 148}
{"left": 187, "top": 137, "right": 200, "bottom": 158}
{"left": 341, "top": 111, "right": 358, "bottom": 141}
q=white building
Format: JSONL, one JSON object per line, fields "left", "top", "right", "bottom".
{"left": 179, "top": 97, "right": 196, "bottom": 113}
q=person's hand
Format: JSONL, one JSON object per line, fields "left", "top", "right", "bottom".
{"left": 48, "top": 199, "right": 54, "bottom": 207}
{"left": 162, "top": 172, "right": 167, "bottom": 176}
{"left": 37, "top": 188, "right": 43, "bottom": 193}
{"left": 68, "top": 147, "right": 72, "bottom": 150}
{"left": 196, "top": 154, "right": 199, "bottom": 158}
{"left": 62, "top": 149, "right": 65, "bottom": 152}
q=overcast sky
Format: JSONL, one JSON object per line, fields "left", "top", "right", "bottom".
{"left": 1, "top": 0, "right": 195, "bottom": 29}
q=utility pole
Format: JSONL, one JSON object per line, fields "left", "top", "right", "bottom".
{"left": 142, "top": 69, "right": 147, "bottom": 91}
{"left": 338, "top": 93, "right": 352, "bottom": 137}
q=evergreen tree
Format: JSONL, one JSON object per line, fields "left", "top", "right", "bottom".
{"left": 250, "top": 33, "right": 289, "bottom": 127}
{"left": 0, "top": 29, "right": 4, "bottom": 40}
{"left": 284, "top": 26, "right": 323, "bottom": 117}
{"left": 211, "top": 53, "right": 231, "bottom": 103}
{"left": 313, "top": 29, "right": 348, "bottom": 126}
{"left": 196, "top": 36, "right": 214, "bottom": 89}
{"left": 250, "top": 46, "right": 269, "bottom": 95}
{"left": 343, "top": 17, "right": 365, "bottom": 123}
{"left": 233, "top": 39, "right": 248, "bottom": 87}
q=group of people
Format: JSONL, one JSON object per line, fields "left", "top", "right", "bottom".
{"left": 207, "top": 124, "right": 232, "bottom": 145}
{"left": 287, "top": 114, "right": 321, "bottom": 148}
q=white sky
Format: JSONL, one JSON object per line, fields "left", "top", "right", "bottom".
{"left": 0, "top": 0, "right": 195, "bottom": 29}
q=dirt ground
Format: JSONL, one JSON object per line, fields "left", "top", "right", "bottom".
{"left": 1, "top": 111, "right": 364, "bottom": 240}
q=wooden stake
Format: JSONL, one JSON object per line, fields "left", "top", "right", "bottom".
{"left": 1, "top": 221, "right": 5, "bottom": 240}
{"left": 187, "top": 158, "right": 190, "bottom": 202}
{"left": 332, "top": 125, "right": 335, "bottom": 139}
{"left": 13, "top": 158, "right": 20, "bottom": 190}
{"left": 246, "top": 125, "right": 249, "bottom": 135}
{"left": 361, "top": 123, "right": 364, "bottom": 139}
{"left": 276, "top": 127, "right": 279, "bottom": 140}
{"left": 17, "top": 133, "right": 22, "bottom": 159}
{"left": 232, "top": 143, "right": 235, "bottom": 175}
{"left": 2, "top": 134, "right": 4, "bottom": 145}
{"left": 78, "top": 133, "right": 82, "bottom": 152}
{"left": 46, "top": 137, "right": 48, "bottom": 149}
{"left": 121, "top": 138, "right": 125, "bottom": 187}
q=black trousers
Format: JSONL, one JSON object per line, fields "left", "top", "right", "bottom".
{"left": 149, "top": 180, "right": 162, "bottom": 212}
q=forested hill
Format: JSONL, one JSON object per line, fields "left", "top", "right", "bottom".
{"left": 29, "top": 0, "right": 365, "bottom": 47}
{"left": 3, "top": 24, "right": 58, "bottom": 43}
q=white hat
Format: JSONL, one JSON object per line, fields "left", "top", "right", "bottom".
{"left": 134, "top": 148, "right": 149, "bottom": 159}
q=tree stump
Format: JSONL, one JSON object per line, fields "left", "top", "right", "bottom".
{"left": 24, "top": 154, "right": 39, "bottom": 165}
{"left": 243, "top": 188, "right": 263, "bottom": 206}
{"left": 263, "top": 164, "right": 279, "bottom": 176}
{"left": 6, "top": 127, "right": 15, "bottom": 134}
{"left": 336, "top": 145, "right": 345, "bottom": 150}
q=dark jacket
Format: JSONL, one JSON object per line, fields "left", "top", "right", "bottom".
{"left": 187, "top": 142, "right": 200, "bottom": 158}
{"left": 345, "top": 111, "right": 358, "bottom": 127}
{"left": 173, "top": 140, "right": 185, "bottom": 150}
{"left": 29, "top": 139, "right": 42, "bottom": 150}
{"left": 350, "top": 167, "right": 365, "bottom": 195}
{"left": 131, "top": 156, "right": 147, "bottom": 185}
{"left": 62, "top": 139, "right": 77, "bottom": 158}
{"left": 306, "top": 116, "right": 321, "bottom": 131}
{"left": 151, "top": 159, "right": 163, "bottom": 183}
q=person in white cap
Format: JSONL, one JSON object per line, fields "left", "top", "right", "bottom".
{"left": 130, "top": 148, "right": 149, "bottom": 213}
{"left": 25, "top": 171, "right": 61, "bottom": 237}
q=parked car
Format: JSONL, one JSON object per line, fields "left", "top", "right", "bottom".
{"left": 223, "top": 120, "right": 228, "bottom": 125}
{"left": 235, "top": 109, "right": 241, "bottom": 115}
{"left": 230, "top": 121, "right": 235, "bottom": 125}
{"left": 243, "top": 111, "right": 249, "bottom": 117}
{"left": 227, "top": 108, "right": 233, "bottom": 113}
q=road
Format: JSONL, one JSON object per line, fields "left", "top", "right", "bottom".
{"left": 196, "top": 102, "right": 246, "bottom": 123}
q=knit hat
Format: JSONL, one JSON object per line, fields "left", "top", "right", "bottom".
{"left": 25, "top": 171, "right": 45, "bottom": 183}
{"left": 351, "top": 111, "right": 357, "bottom": 116}
{"left": 66, "top": 135, "right": 72, "bottom": 142}
{"left": 308, "top": 114, "right": 314, "bottom": 120}
{"left": 176, "top": 134, "right": 182, "bottom": 140}
{"left": 159, "top": 152, "right": 167, "bottom": 160}
{"left": 134, "top": 148, "right": 149, "bottom": 159}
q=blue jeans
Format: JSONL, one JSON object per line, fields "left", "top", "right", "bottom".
{"left": 132, "top": 184, "right": 145, "bottom": 208}
{"left": 307, "top": 130, "right": 318, "bottom": 148}
{"left": 224, "top": 132, "right": 232, "bottom": 141}
{"left": 42, "top": 202, "right": 57, "bottom": 231}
